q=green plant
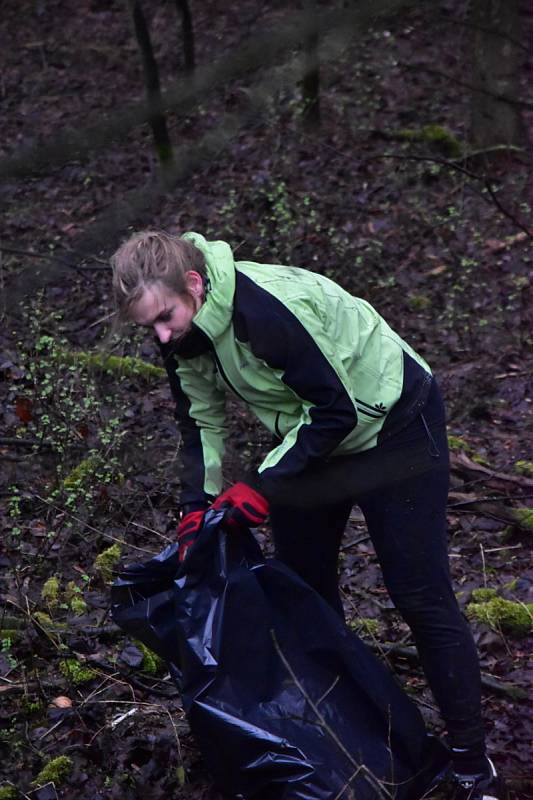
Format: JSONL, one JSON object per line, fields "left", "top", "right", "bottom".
{"left": 41, "top": 576, "right": 60, "bottom": 608}
{"left": 255, "top": 179, "right": 297, "bottom": 263}
{"left": 1, "top": 636, "right": 18, "bottom": 670}
{"left": 11, "top": 304, "right": 136, "bottom": 528}
{"left": 32, "top": 756, "right": 73, "bottom": 787}
{"left": 135, "top": 640, "right": 166, "bottom": 675}
{"left": 350, "top": 617, "right": 381, "bottom": 637}
{"left": 396, "top": 124, "right": 462, "bottom": 158}
{"left": 65, "top": 581, "right": 88, "bottom": 616}
{"left": 59, "top": 658, "right": 96, "bottom": 685}
{"left": 447, "top": 434, "right": 473, "bottom": 453}
{"left": 466, "top": 597, "right": 533, "bottom": 637}
{"left": 94, "top": 542, "right": 122, "bottom": 582}
{"left": 471, "top": 587, "right": 498, "bottom": 602}
{"left": 514, "top": 460, "right": 533, "bottom": 476}
{"left": 512, "top": 507, "right": 533, "bottom": 531}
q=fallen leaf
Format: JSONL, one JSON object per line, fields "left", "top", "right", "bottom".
{"left": 15, "top": 396, "right": 33, "bottom": 423}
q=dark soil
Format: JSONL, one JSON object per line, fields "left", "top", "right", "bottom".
{"left": 1, "top": 1, "right": 532, "bottom": 798}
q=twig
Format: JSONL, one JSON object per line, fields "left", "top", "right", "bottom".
{"left": 436, "top": 13, "right": 529, "bottom": 55}
{"left": 0, "top": 436, "right": 52, "bottom": 448}
{"left": 341, "top": 534, "right": 371, "bottom": 551}
{"left": 270, "top": 629, "right": 392, "bottom": 799}
{"left": 450, "top": 453, "right": 533, "bottom": 489}
{"left": 361, "top": 153, "right": 532, "bottom": 239}
{"left": 448, "top": 493, "right": 533, "bottom": 508}
{"left": 402, "top": 63, "right": 533, "bottom": 111}
{"left": 480, "top": 543, "right": 487, "bottom": 588}
{"left": 369, "top": 642, "right": 527, "bottom": 699}
{"left": 0, "top": 244, "right": 108, "bottom": 271}
{"left": 32, "top": 492, "right": 156, "bottom": 555}
{"left": 306, "top": 133, "right": 531, "bottom": 239}
{"left": 129, "top": 519, "right": 172, "bottom": 542}
{"left": 316, "top": 674, "right": 340, "bottom": 707}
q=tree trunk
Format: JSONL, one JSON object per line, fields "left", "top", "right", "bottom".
{"left": 302, "top": 2, "right": 320, "bottom": 128}
{"left": 469, "top": 0, "right": 525, "bottom": 148}
{"left": 173, "top": 0, "right": 195, "bottom": 73}
{"left": 128, "top": 0, "right": 174, "bottom": 164}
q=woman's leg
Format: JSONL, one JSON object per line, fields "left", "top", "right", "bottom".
{"left": 358, "top": 420, "right": 487, "bottom": 772}
{"left": 269, "top": 500, "right": 352, "bottom": 618}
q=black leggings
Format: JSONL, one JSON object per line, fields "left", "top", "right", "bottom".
{"left": 270, "top": 381, "right": 484, "bottom": 751}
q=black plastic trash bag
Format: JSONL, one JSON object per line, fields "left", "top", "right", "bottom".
{"left": 112, "top": 510, "right": 449, "bottom": 800}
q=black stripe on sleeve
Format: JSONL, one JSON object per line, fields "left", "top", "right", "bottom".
{"left": 232, "top": 272, "right": 358, "bottom": 483}
{"left": 158, "top": 341, "right": 210, "bottom": 507}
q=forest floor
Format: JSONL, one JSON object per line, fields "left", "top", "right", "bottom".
{"left": 1, "top": 1, "right": 532, "bottom": 798}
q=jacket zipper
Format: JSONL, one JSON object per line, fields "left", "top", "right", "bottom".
{"left": 210, "top": 344, "right": 250, "bottom": 404}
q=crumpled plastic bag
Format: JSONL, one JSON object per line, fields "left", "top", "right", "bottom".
{"left": 112, "top": 509, "right": 449, "bottom": 799}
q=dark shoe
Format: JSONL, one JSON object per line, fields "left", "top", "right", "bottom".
{"left": 452, "top": 758, "right": 509, "bottom": 800}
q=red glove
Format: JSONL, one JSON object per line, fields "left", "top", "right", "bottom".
{"left": 176, "top": 510, "right": 204, "bottom": 562}
{"left": 212, "top": 482, "right": 269, "bottom": 532}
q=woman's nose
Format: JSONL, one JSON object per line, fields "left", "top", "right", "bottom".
{"left": 154, "top": 323, "right": 171, "bottom": 343}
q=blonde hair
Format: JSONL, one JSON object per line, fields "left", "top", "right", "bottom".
{"left": 111, "top": 230, "right": 206, "bottom": 320}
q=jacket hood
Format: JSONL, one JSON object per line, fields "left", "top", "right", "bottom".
{"left": 182, "top": 232, "right": 235, "bottom": 340}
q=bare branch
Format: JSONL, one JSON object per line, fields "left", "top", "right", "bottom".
{"left": 270, "top": 629, "right": 392, "bottom": 799}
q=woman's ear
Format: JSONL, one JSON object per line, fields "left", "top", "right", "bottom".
{"left": 185, "top": 270, "right": 204, "bottom": 298}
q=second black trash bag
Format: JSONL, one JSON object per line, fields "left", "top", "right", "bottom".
{"left": 112, "top": 509, "right": 449, "bottom": 800}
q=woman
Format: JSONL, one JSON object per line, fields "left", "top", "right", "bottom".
{"left": 111, "top": 230, "right": 507, "bottom": 800}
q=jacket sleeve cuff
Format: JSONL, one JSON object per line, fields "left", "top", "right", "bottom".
{"left": 179, "top": 499, "right": 210, "bottom": 518}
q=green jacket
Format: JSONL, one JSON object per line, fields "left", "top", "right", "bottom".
{"left": 160, "top": 233, "right": 432, "bottom": 507}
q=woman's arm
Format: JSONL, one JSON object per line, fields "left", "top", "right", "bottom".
{"left": 232, "top": 272, "right": 359, "bottom": 494}
{"left": 159, "top": 341, "right": 227, "bottom": 509}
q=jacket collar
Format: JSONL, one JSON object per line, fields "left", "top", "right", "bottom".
{"left": 181, "top": 232, "right": 235, "bottom": 341}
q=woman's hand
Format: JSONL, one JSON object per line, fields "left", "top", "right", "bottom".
{"left": 176, "top": 510, "right": 205, "bottom": 562}
{"left": 212, "top": 482, "right": 269, "bottom": 532}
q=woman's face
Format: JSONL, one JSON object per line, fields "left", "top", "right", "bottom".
{"left": 130, "top": 274, "right": 203, "bottom": 344}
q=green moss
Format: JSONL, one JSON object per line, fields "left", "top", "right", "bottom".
{"left": 471, "top": 587, "right": 498, "bottom": 602}
{"left": 0, "top": 629, "right": 21, "bottom": 643}
{"left": 408, "top": 294, "right": 431, "bottom": 311}
{"left": 466, "top": 597, "right": 533, "bottom": 637}
{"left": 471, "top": 453, "right": 490, "bottom": 466}
{"left": 94, "top": 542, "right": 122, "bottom": 582}
{"left": 20, "top": 696, "right": 43, "bottom": 715}
{"left": 135, "top": 641, "right": 166, "bottom": 675}
{"left": 0, "top": 786, "right": 18, "bottom": 800}
{"left": 33, "top": 611, "right": 66, "bottom": 631}
{"left": 65, "top": 581, "right": 80, "bottom": 600}
{"left": 514, "top": 460, "right": 533, "bottom": 476}
{"left": 69, "top": 595, "right": 88, "bottom": 616}
{"left": 41, "top": 576, "right": 60, "bottom": 607}
{"left": 396, "top": 124, "right": 462, "bottom": 158}
{"left": 349, "top": 617, "right": 381, "bottom": 637}
{"left": 512, "top": 507, "right": 533, "bottom": 531}
{"left": 59, "top": 658, "right": 96, "bottom": 684}
{"left": 58, "top": 349, "right": 165, "bottom": 380}
{"left": 62, "top": 455, "right": 100, "bottom": 489}
{"left": 447, "top": 434, "right": 473, "bottom": 453}
{"left": 32, "top": 755, "right": 73, "bottom": 787}
{"left": 65, "top": 581, "right": 88, "bottom": 615}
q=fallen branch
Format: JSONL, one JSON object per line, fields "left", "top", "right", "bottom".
{"left": 450, "top": 453, "right": 533, "bottom": 489}
{"left": 271, "top": 629, "right": 392, "bottom": 799}
{"left": 0, "top": 437, "right": 52, "bottom": 448}
{"left": 357, "top": 151, "right": 531, "bottom": 239}
{"left": 368, "top": 642, "right": 527, "bottom": 699}
{"left": 0, "top": 244, "right": 107, "bottom": 271}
